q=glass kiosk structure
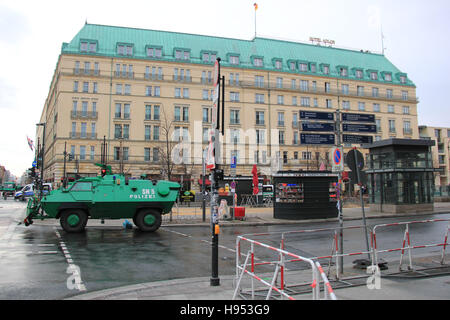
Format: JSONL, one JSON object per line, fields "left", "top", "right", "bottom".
{"left": 366, "top": 138, "right": 436, "bottom": 213}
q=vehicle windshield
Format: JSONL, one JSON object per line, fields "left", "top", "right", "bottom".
{"left": 70, "top": 182, "right": 92, "bottom": 191}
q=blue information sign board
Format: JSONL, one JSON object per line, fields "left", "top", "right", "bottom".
{"left": 342, "top": 123, "right": 377, "bottom": 133}
{"left": 343, "top": 134, "right": 373, "bottom": 144}
{"left": 302, "top": 122, "right": 335, "bottom": 132}
{"left": 342, "top": 113, "right": 375, "bottom": 123}
{"left": 300, "top": 111, "right": 334, "bottom": 121}
{"left": 301, "top": 133, "right": 335, "bottom": 145}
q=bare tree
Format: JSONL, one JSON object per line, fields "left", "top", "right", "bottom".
{"left": 156, "top": 107, "right": 177, "bottom": 181}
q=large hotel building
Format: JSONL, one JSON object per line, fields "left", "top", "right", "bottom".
{"left": 38, "top": 23, "right": 419, "bottom": 190}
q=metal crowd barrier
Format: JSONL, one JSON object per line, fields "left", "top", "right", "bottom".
{"left": 234, "top": 235, "right": 337, "bottom": 300}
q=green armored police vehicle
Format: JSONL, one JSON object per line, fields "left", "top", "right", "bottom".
{"left": 25, "top": 164, "right": 180, "bottom": 233}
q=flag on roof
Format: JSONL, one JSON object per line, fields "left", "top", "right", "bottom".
{"left": 27, "top": 136, "right": 34, "bottom": 151}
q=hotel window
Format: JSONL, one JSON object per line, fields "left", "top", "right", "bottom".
{"left": 326, "top": 99, "right": 333, "bottom": 108}
{"left": 145, "top": 105, "right": 152, "bottom": 120}
{"left": 355, "top": 70, "right": 363, "bottom": 79}
{"left": 276, "top": 77, "right": 283, "bottom": 88}
{"left": 183, "top": 88, "right": 189, "bottom": 99}
{"left": 202, "top": 89, "right": 209, "bottom": 100}
{"left": 389, "top": 120, "right": 396, "bottom": 133}
{"left": 114, "top": 125, "right": 122, "bottom": 139}
{"left": 314, "top": 98, "right": 318, "bottom": 107}
{"left": 387, "top": 89, "right": 393, "bottom": 99}
{"left": 229, "top": 73, "right": 240, "bottom": 86}
{"left": 154, "top": 106, "right": 160, "bottom": 120}
{"left": 84, "top": 62, "right": 90, "bottom": 75}
{"left": 256, "top": 129, "right": 265, "bottom": 144}
{"left": 372, "top": 87, "right": 379, "bottom": 97}
{"left": 153, "top": 148, "right": 159, "bottom": 162}
{"left": 291, "top": 79, "right": 296, "bottom": 89}
{"left": 229, "top": 55, "right": 239, "bottom": 65}
{"left": 376, "top": 119, "right": 382, "bottom": 132}
{"left": 300, "top": 80, "right": 309, "bottom": 91}
{"left": 310, "top": 64, "right": 316, "bottom": 73}
{"left": 275, "top": 60, "right": 282, "bottom": 70}
{"left": 299, "top": 63, "right": 308, "bottom": 72}
{"left": 293, "top": 132, "right": 299, "bottom": 145}
{"left": 145, "top": 148, "right": 151, "bottom": 162}
{"left": 92, "top": 102, "right": 96, "bottom": 114}
{"left": 370, "top": 72, "right": 378, "bottom": 80}
{"left": 230, "top": 92, "right": 240, "bottom": 102}
{"left": 384, "top": 73, "right": 392, "bottom": 81}
{"left": 402, "top": 91, "right": 408, "bottom": 101}
{"left": 373, "top": 103, "right": 380, "bottom": 112}
{"left": 255, "top": 111, "right": 265, "bottom": 125}
{"left": 342, "top": 101, "right": 350, "bottom": 110}
{"left": 182, "top": 106, "right": 189, "bottom": 121}
{"left": 255, "top": 76, "right": 264, "bottom": 87}
{"left": 341, "top": 84, "right": 349, "bottom": 95}
{"left": 146, "top": 86, "right": 152, "bottom": 97}
{"left": 253, "top": 57, "right": 263, "bottom": 67}
{"left": 116, "top": 84, "right": 122, "bottom": 95}
{"left": 340, "top": 68, "right": 348, "bottom": 77}
{"left": 81, "top": 101, "right": 88, "bottom": 116}
{"left": 255, "top": 93, "right": 265, "bottom": 104}
{"left": 358, "top": 102, "right": 365, "bottom": 111}
{"left": 283, "top": 152, "right": 288, "bottom": 164}
{"left": 122, "top": 125, "right": 129, "bottom": 139}
{"left": 403, "top": 106, "right": 410, "bottom": 115}
{"left": 154, "top": 86, "right": 160, "bottom": 97}
{"left": 230, "top": 129, "right": 239, "bottom": 144}
{"left": 124, "top": 84, "right": 131, "bottom": 95}
{"left": 277, "top": 95, "right": 284, "bottom": 105}
{"left": 174, "top": 106, "right": 181, "bottom": 121}
{"left": 277, "top": 112, "right": 285, "bottom": 126}
{"left": 83, "top": 82, "right": 89, "bottom": 93}
{"left": 175, "top": 88, "right": 181, "bottom": 98}
{"left": 203, "top": 128, "right": 209, "bottom": 143}
{"left": 323, "top": 65, "right": 330, "bottom": 75}
{"left": 115, "top": 103, "right": 121, "bottom": 118}
{"left": 80, "top": 123, "right": 87, "bottom": 138}
{"left": 80, "top": 41, "right": 88, "bottom": 52}
{"left": 325, "top": 82, "right": 331, "bottom": 93}
{"left": 289, "top": 61, "right": 296, "bottom": 71}
{"left": 147, "top": 47, "right": 162, "bottom": 58}
{"left": 79, "top": 146, "right": 86, "bottom": 160}
{"left": 357, "top": 86, "right": 364, "bottom": 96}
{"left": 202, "top": 107, "right": 210, "bottom": 123}
{"left": 153, "top": 126, "right": 160, "bottom": 140}
{"left": 74, "top": 61, "right": 80, "bottom": 74}
{"left": 388, "top": 105, "right": 395, "bottom": 113}
{"left": 73, "top": 81, "right": 79, "bottom": 92}
{"left": 145, "top": 125, "right": 151, "bottom": 140}
{"left": 93, "top": 82, "right": 98, "bottom": 94}
{"left": 123, "top": 104, "right": 130, "bottom": 119}
{"left": 117, "top": 44, "right": 133, "bottom": 56}
{"left": 279, "top": 131, "right": 285, "bottom": 145}
{"left": 292, "top": 96, "right": 297, "bottom": 106}
{"left": 94, "top": 62, "right": 99, "bottom": 75}
{"left": 403, "top": 121, "right": 412, "bottom": 134}
{"left": 400, "top": 76, "right": 407, "bottom": 84}
{"left": 301, "top": 97, "right": 310, "bottom": 107}
{"left": 90, "top": 146, "right": 95, "bottom": 160}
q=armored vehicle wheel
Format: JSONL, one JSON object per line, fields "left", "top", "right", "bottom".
{"left": 135, "top": 209, "right": 161, "bottom": 232}
{"left": 60, "top": 209, "right": 88, "bottom": 233}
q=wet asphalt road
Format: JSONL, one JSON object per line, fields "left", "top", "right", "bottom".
{"left": 0, "top": 199, "right": 449, "bottom": 300}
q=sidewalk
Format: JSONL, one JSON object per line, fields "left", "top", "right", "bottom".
{"left": 68, "top": 202, "right": 450, "bottom": 300}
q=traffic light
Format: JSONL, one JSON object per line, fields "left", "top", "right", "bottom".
{"left": 101, "top": 168, "right": 107, "bottom": 177}
{"left": 28, "top": 167, "right": 36, "bottom": 178}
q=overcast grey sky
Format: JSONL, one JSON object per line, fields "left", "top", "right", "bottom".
{"left": 0, "top": 0, "right": 449, "bottom": 178}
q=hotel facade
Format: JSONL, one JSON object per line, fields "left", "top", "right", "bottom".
{"left": 38, "top": 23, "right": 419, "bottom": 190}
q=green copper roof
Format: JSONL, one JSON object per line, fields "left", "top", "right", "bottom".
{"left": 62, "top": 23, "right": 413, "bottom": 86}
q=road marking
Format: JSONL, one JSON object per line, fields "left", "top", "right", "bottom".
{"left": 54, "top": 228, "right": 86, "bottom": 292}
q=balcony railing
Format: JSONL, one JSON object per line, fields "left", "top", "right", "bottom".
{"left": 70, "top": 132, "right": 98, "bottom": 139}
{"left": 71, "top": 111, "right": 98, "bottom": 120}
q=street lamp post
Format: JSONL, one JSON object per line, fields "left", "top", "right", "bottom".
{"left": 36, "top": 123, "right": 46, "bottom": 200}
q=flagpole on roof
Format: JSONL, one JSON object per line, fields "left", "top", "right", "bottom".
{"left": 254, "top": 3, "right": 258, "bottom": 39}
